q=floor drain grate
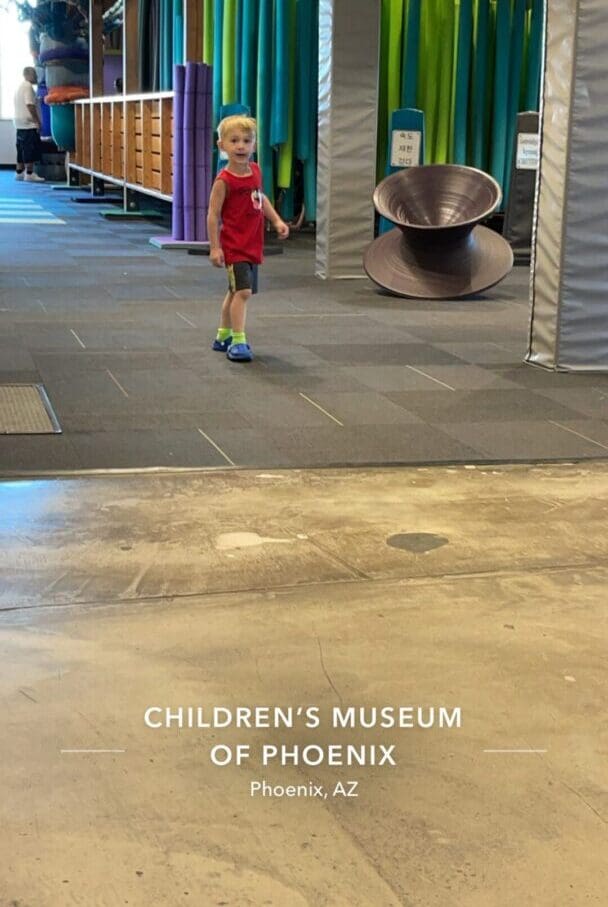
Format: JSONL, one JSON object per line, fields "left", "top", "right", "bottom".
{"left": 0, "top": 384, "right": 61, "bottom": 434}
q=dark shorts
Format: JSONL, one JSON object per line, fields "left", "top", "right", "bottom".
{"left": 16, "top": 128, "right": 41, "bottom": 165}
{"left": 227, "top": 261, "right": 258, "bottom": 295}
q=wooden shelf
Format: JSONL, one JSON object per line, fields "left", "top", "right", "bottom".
{"left": 70, "top": 93, "right": 174, "bottom": 203}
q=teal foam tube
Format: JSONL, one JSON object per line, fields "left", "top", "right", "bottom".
{"left": 240, "top": 0, "right": 258, "bottom": 111}
{"left": 401, "top": 0, "right": 421, "bottom": 109}
{"left": 471, "top": 0, "right": 490, "bottom": 170}
{"left": 453, "top": 0, "right": 472, "bottom": 164}
{"left": 490, "top": 0, "right": 511, "bottom": 195}
{"left": 160, "top": 0, "right": 173, "bottom": 90}
{"left": 173, "top": 0, "right": 184, "bottom": 67}
{"left": 504, "top": 0, "right": 526, "bottom": 202}
{"left": 270, "top": 0, "right": 289, "bottom": 146}
{"left": 525, "top": 0, "right": 543, "bottom": 111}
{"left": 257, "top": 0, "right": 274, "bottom": 202}
{"left": 295, "top": 0, "right": 313, "bottom": 162}
{"left": 212, "top": 0, "right": 223, "bottom": 125}
{"left": 222, "top": 0, "right": 237, "bottom": 103}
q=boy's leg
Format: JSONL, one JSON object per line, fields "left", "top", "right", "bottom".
{"left": 226, "top": 288, "right": 253, "bottom": 361}
{"left": 212, "top": 290, "right": 234, "bottom": 351}
{"left": 228, "top": 289, "right": 252, "bottom": 335}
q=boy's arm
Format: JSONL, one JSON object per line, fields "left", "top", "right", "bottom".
{"left": 207, "top": 179, "right": 227, "bottom": 266}
{"left": 262, "top": 196, "right": 290, "bottom": 240}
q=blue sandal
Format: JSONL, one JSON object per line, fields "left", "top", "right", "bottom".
{"left": 212, "top": 335, "right": 232, "bottom": 352}
{"left": 226, "top": 342, "right": 253, "bottom": 362}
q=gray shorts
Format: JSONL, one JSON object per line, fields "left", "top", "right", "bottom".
{"left": 227, "top": 262, "right": 258, "bottom": 295}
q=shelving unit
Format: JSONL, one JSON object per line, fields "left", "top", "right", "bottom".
{"left": 71, "top": 92, "right": 173, "bottom": 201}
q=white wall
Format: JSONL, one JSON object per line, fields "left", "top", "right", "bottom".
{"left": 0, "top": 120, "right": 16, "bottom": 165}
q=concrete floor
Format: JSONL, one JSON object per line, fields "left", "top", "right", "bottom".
{"left": 1, "top": 461, "right": 607, "bottom": 905}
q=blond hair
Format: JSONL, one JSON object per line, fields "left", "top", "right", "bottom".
{"left": 217, "top": 115, "right": 257, "bottom": 141}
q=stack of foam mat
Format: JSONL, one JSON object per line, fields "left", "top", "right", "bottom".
{"left": 171, "top": 63, "right": 213, "bottom": 243}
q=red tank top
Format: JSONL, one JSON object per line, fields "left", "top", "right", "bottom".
{"left": 216, "top": 162, "right": 264, "bottom": 264}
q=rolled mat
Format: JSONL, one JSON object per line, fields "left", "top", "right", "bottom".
{"left": 182, "top": 62, "right": 197, "bottom": 241}
{"left": 194, "top": 63, "right": 208, "bottom": 242}
{"left": 172, "top": 64, "right": 185, "bottom": 241}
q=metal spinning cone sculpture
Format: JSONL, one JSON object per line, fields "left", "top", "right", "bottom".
{"left": 364, "top": 164, "right": 514, "bottom": 299}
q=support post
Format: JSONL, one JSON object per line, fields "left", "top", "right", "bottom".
{"left": 528, "top": 0, "right": 608, "bottom": 370}
{"left": 315, "top": 0, "right": 380, "bottom": 279}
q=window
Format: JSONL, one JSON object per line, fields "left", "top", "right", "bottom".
{"left": 0, "top": 6, "right": 32, "bottom": 119}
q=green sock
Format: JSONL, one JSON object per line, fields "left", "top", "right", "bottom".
{"left": 232, "top": 331, "right": 247, "bottom": 345}
{"left": 216, "top": 327, "right": 231, "bottom": 341}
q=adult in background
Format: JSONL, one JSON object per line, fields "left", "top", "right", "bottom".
{"left": 14, "top": 66, "right": 45, "bottom": 183}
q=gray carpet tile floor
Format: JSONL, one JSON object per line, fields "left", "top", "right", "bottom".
{"left": 1, "top": 171, "right": 607, "bottom": 472}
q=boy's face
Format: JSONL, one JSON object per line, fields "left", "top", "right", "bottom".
{"left": 219, "top": 129, "right": 256, "bottom": 165}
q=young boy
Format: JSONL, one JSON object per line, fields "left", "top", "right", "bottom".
{"left": 207, "top": 115, "right": 289, "bottom": 362}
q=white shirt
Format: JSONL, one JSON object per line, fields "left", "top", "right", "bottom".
{"left": 13, "top": 80, "right": 38, "bottom": 129}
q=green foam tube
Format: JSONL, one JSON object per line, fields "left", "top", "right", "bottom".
{"left": 490, "top": 0, "right": 511, "bottom": 195}
{"left": 222, "top": 0, "right": 237, "bottom": 104}
{"left": 525, "top": 0, "right": 543, "bottom": 111}
{"left": 203, "top": 0, "right": 214, "bottom": 65}
{"left": 471, "top": 0, "right": 490, "bottom": 169}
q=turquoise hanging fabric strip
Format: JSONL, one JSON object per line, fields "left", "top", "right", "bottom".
{"left": 277, "top": 0, "right": 296, "bottom": 188}
{"left": 470, "top": 0, "right": 490, "bottom": 170}
{"left": 453, "top": 0, "right": 472, "bottom": 164}
{"left": 434, "top": 0, "right": 455, "bottom": 164}
{"left": 295, "top": 0, "right": 313, "bottom": 164}
{"left": 240, "top": 0, "right": 258, "bottom": 111}
{"left": 489, "top": 0, "right": 511, "bottom": 196}
{"left": 504, "top": 0, "right": 526, "bottom": 202}
{"left": 303, "top": 0, "right": 318, "bottom": 220}
{"left": 173, "top": 0, "right": 184, "bottom": 66}
{"left": 525, "top": 0, "right": 543, "bottom": 111}
{"left": 401, "top": 0, "right": 421, "bottom": 109}
{"left": 257, "top": 0, "right": 274, "bottom": 202}
{"left": 270, "top": 0, "right": 289, "bottom": 146}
